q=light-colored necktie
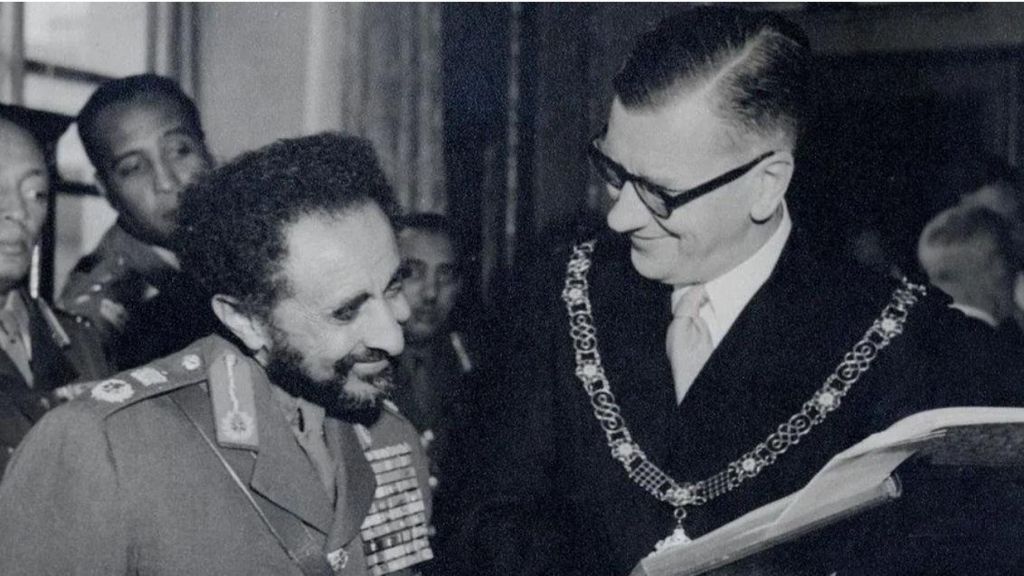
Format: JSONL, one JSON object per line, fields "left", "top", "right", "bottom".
{"left": 666, "top": 285, "right": 713, "bottom": 404}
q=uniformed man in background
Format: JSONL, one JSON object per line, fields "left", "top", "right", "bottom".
{"left": 60, "top": 73, "right": 219, "bottom": 369}
{"left": 393, "top": 213, "right": 476, "bottom": 469}
{"left": 919, "top": 204, "right": 1024, "bottom": 344}
{"left": 0, "top": 133, "right": 433, "bottom": 576}
{"left": 393, "top": 213, "right": 484, "bottom": 575}
{"left": 0, "top": 104, "right": 110, "bottom": 475}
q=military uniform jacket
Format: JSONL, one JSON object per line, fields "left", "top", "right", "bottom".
{"left": 462, "top": 230, "right": 1024, "bottom": 576}
{"left": 0, "top": 334, "right": 432, "bottom": 576}
{"left": 0, "top": 292, "right": 110, "bottom": 474}
{"left": 392, "top": 334, "right": 483, "bottom": 576}
{"left": 59, "top": 221, "right": 219, "bottom": 369}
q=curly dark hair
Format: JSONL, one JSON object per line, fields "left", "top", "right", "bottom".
{"left": 175, "top": 132, "right": 400, "bottom": 317}
{"left": 77, "top": 74, "right": 204, "bottom": 169}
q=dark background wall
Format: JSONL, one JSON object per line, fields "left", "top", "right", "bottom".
{"left": 441, "top": 3, "right": 1024, "bottom": 300}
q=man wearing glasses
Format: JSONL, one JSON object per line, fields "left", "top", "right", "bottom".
{"left": 462, "top": 7, "right": 1024, "bottom": 576}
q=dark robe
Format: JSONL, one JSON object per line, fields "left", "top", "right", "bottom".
{"left": 462, "top": 229, "right": 1024, "bottom": 576}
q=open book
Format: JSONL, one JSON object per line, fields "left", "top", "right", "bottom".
{"left": 634, "top": 407, "right": 1024, "bottom": 576}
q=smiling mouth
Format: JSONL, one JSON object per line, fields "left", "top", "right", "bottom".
{"left": 353, "top": 359, "right": 390, "bottom": 377}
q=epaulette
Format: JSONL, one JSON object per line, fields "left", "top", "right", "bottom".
{"left": 72, "top": 345, "right": 209, "bottom": 419}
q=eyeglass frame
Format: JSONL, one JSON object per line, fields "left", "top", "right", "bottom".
{"left": 587, "top": 138, "right": 776, "bottom": 219}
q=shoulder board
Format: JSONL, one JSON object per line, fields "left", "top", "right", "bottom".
{"left": 207, "top": 348, "right": 261, "bottom": 450}
{"left": 73, "top": 345, "right": 209, "bottom": 419}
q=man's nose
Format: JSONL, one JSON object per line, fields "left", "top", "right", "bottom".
{"left": 364, "top": 299, "right": 407, "bottom": 357}
{"left": 153, "top": 159, "right": 182, "bottom": 195}
{"left": 421, "top": 275, "right": 438, "bottom": 302}
{"left": 0, "top": 189, "right": 28, "bottom": 223}
{"left": 606, "top": 183, "right": 651, "bottom": 233}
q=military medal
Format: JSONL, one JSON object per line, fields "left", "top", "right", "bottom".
{"left": 326, "top": 548, "right": 349, "bottom": 573}
{"left": 359, "top": 441, "right": 434, "bottom": 574}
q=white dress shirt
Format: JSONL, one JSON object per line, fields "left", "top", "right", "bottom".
{"left": 671, "top": 204, "right": 793, "bottom": 348}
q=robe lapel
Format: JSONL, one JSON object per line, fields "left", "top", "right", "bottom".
{"left": 679, "top": 237, "right": 843, "bottom": 427}
{"left": 664, "top": 235, "right": 879, "bottom": 539}
{"left": 588, "top": 236, "right": 677, "bottom": 464}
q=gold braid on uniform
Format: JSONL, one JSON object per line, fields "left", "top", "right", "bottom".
{"left": 561, "top": 239, "right": 926, "bottom": 543}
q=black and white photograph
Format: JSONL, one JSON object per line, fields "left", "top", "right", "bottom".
{"left": 2, "top": 3, "right": 1024, "bottom": 575}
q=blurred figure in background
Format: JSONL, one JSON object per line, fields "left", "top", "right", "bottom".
{"left": 0, "top": 105, "right": 110, "bottom": 475}
{"left": 958, "top": 155, "right": 1024, "bottom": 230}
{"left": 60, "top": 74, "right": 218, "bottom": 369}
{"left": 393, "top": 213, "right": 483, "bottom": 574}
{"left": 394, "top": 213, "right": 475, "bottom": 441}
{"left": 919, "top": 204, "right": 1024, "bottom": 346}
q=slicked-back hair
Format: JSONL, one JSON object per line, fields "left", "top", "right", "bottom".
{"left": 175, "top": 132, "right": 400, "bottom": 317}
{"left": 613, "top": 7, "right": 811, "bottom": 147}
{"left": 78, "top": 73, "right": 205, "bottom": 168}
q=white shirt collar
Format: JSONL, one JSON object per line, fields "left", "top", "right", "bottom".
{"left": 672, "top": 204, "right": 792, "bottom": 346}
{"left": 948, "top": 303, "right": 999, "bottom": 328}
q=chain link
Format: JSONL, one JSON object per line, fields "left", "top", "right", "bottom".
{"left": 561, "top": 240, "right": 926, "bottom": 514}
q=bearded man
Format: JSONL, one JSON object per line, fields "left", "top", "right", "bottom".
{"left": 0, "top": 133, "right": 433, "bottom": 576}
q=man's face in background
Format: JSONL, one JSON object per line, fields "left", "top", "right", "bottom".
{"left": 0, "top": 120, "right": 49, "bottom": 293}
{"left": 93, "top": 96, "right": 212, "bottom": 247}
{"left": 398, "top": 228, "right": 461, "bottom": 344}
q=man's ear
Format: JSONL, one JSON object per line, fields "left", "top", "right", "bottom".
{"left": 750, "top": 150, "right": 795, "bottom": 223}
{"left": 211, "top": 294, "right": 271, "bottom": 354}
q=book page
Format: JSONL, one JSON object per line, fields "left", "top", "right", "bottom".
{"left": 638, "top": 407, "right": 1024, "bottom": 576}
{"left": 775, "top": 406, "right": 1024, "bottom": 531}
{"left": 768, "top": 445, "right": 916, "bottom": 534}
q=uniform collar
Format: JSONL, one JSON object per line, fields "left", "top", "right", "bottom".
{"left": 201, "top": 336, "right": 377, "bottom": 539}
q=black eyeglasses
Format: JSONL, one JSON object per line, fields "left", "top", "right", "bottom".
{"left": 588, "top": 140, "right": 776, "bottom": 219}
